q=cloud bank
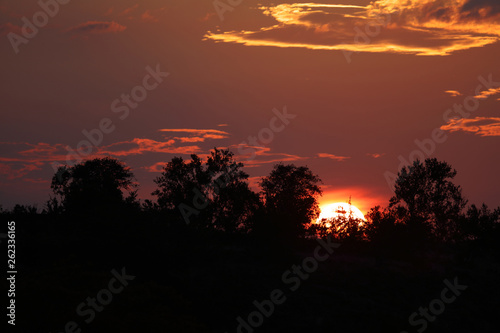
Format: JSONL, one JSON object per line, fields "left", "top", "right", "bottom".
{"left": 204, "top": 1, "right": 500, "bottom": 55}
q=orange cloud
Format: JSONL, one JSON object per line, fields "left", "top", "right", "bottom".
{"left": 159, "top": 129, "right": 229, "bottom": 135}
{"left": 98, "top": 138, "right": 201, "bottom": 157}
{"left": 160, "top": 128, "right": 230, "bottom": 142}
{"left": 367, "top": 153, "right": 385, "bottom": 158}
{"left": 143, "top": 161, "right": 167, "bottom": 173}
{"left": 440, "top": 117, "right": 500, "bottom": 136}
{"left": 173, "top": 137, "right": 206, "bottom": 143}
{"left": 204, "top": 1, "right": 500, "bottom": 56}
{"left": 0, "top": 137, "right": 202, "bottom": 176}
{"left": 446, "top": 90, "right": 462, "bottom": 97}
{"left": 317, "top": 153, "right": 350, "bottom": 161}
{"left": 232, "top": 144, "right": 308, "bottom": 167}
{"left": 474, "top": 87, "right": 500, "bottom": 99}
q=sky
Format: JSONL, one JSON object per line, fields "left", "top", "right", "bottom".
{"left": 1, "top": 0, "right": 499, "bottom": 214}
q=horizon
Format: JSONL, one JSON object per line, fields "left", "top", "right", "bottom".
{"left": 1, "top": 0, "right": 499, "bottom": 213}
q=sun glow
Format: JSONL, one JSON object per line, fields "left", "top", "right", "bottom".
{"left": 317, "top": 202, "right": 366, "bottom": 224}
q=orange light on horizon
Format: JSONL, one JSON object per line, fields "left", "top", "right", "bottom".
{"left": 318, "top": 187, "right": 386, "bottom": 218}
{"left": 318, "top": 202, "right": 367, "bottom": 222}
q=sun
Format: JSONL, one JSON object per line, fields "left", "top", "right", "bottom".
{"left": 317, "top": 202, "right": 366, "bottom": 223}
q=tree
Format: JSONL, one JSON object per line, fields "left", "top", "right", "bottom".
{"left": 204, "top": 149, "right": 260, "bottom": 232}
{"left": 51, "top": 157, "right": 137, "bottom": 215}
{"left": 153, "top": 154, "right": 207, "bottom": 211}
{"left": 259, "top": 164, "right": 322, "bottom": 239}
{"left": 153, "top": 148, "right": 259, "bottom": 232}
{"left": 389, "top": 158, "right": 467, "bottom": 242}
{"left": 457, "top": 204, "right": 500, "bottom": 242}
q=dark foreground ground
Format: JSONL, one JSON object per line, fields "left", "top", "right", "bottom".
{"left": 3, "top": 216, "right": 499, "bottom": 333}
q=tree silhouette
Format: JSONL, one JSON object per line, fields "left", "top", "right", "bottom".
{"left": 259, "top": 164, "right": 322, "bottom": 239}
{"left": 153, "top": 154, "right": 207, "bottom": 211}
{"left": 51, "top": 157, "right": 137, "bottom": 216}
{"left": 204, "top": 149, "right": 260, "bottom": 232}
{"left": 457, "top": 204, "right": 500, "bottom": 243}
{"left": 389, "top": 158, "right": 467, "bottom": 242}
{"left": 153, "top": 148, "right": 259, "bottom": 232}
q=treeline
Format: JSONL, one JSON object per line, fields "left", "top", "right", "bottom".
{"left": 2, "top": 148, "right": 499, "bottom": 254}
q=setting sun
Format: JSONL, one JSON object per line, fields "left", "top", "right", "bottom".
{"left": 318, "top": 202, "right": 366, "bottom": 222}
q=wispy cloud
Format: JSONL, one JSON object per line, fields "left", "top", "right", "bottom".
{"left": 0, "top": 161, "right": 43, "bottom": 180}
{"left": 317, "top": 153, "right": 350, "bottom": 161}
{"left": 204, "top": 1, "right": 500, "bottom": 56}
{"left": 118, "top": 4, "right": 139, "bottom": 17}
{"left": 440, "top": 117, "right": 500, "bottom": 136}
{"left": 474, "top": 87, "right": 500, "bottom": 99}
{"left": 446, "top": 90, "right": 462, "bottom": 97}
{"left": 232, "top": 144, "right": 307, "bottom": 167}
{"left": 67, "top": 21, "right": 126, "bottom": 37}
{"left": 140, "top": 8, "right": 166, "bottom": 22}
{"left": 367, "top": 153, "right": 385, "bottom": 158}
{"left": 159, "top": 128, "right": 230, "bottom": 142}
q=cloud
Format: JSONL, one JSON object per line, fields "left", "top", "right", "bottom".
{"left": 159, "top": 129, "right": 229, "bottom": 135}
{"left": 140, "top": 8, "right": 166, "bottom": 22}
{"left": 118, "top": 4, "right": 139, "bottom": 17}
{"left": 232, "top": 144, "right": 308, "bottom": 167}
{"left": 317, "top": 153, "right": 350, "bottom": 161}
{"left": 204, "top": 1, "right": 500, "bottom": 56}
{"left": 143, "top": 161, "right": 167, "bottom": 173}
{"left": 201, "top": 12, "right": 217, "bottom": 22}
{"left": 446, "top": 90, "right": 462, "bottom": 97}
{"left": 0, "top": 162, "right": 42, "bottom": 180}
{"left": 98, "top": 138, "right": 201, "bottom": 157}
{"left": 367, "top": 153, "right": 385, "bottom": 158}
{"left": 68, "top": 21, "right": 126, "bottom": 37}
{"left": 159, "top": 128, "right": 230, "bottom": 142}
{"left": 474, "top": 87, "right": 500, "bottom": 99}
{"left": 440, "top": 117, "right": 500, "bottom": 136}
{"left": 0, "top": 136, "right": 202, "bottom": 176}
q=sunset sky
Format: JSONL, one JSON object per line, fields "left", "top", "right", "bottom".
{"left": 1, "top": 0, "right": 499, "bottom": 214}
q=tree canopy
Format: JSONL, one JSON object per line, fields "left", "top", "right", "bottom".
{"left": 153, "top": 148, "right": 259, "bottom": 232}
{"left": 259, "top": 164, "right": 322, "bottom": 239}
{"left": 389, "top": 158, "right": 467, "bottom": 241}
{"left": 51, "top": 157, "right": 137, "bottom": 215}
